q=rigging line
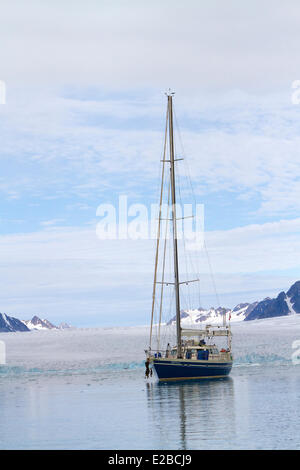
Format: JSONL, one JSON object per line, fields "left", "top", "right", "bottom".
{"left": 203, "top": 238, "right": 221, "bottom": 308}
{"left": 160, "top": 238, "right": 174, "bottom": 344}
{"left": 182, "top": 289, "right": 198, "bottom": 329}
{"left": 164, "top": 194, "right": 176, "bottom": 347}
{"left": 173, "top": 108, "right": 202, "bottom": 248}
{"left": 175, "top": 154, "right": 201, "bottom": 312}
{"left": 176, "top": 163, "right": 192, "bottom": 311}
{"left": 162, "top": 286, "right": 175, "bottom": 349}
{"left": 173, "top": 107, "right": 198, "bottom": 207}
{"left": 149, "top": 104, "right": 169, "bottom": 350}
{"left": 173, "top": 110, "right": 199, "bottom": 237}
{"left": 174, "top": 105, "right": 203, "bottom": 306}
{"left": 157, "top": 178, "right": 171, "bottom": 352}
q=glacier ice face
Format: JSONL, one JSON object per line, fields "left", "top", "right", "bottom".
{"left": 0, "top": 315, "right": 299, "bottom": 375}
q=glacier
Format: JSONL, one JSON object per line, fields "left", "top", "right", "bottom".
{"left": 0, "top": 314, "right": 299, "bottom": 374}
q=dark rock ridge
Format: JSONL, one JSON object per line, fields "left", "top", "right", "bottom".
{"left": 0, "top": 313, "right": 30, "bottom": 332}
{"left": 287, "top": 281, "right": 300, "bottom": 313}
{"left": 243, "top": 302, "right": 259, "bottom": 316}
{"left": 245, "top": 281, "right": 300, "bottom": 321}
{"left": 245, "top": 292, "right": 288, "bottom": 321}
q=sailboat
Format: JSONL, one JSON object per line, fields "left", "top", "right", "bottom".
{"left": 145, "top": 91, "right": 233, "bottom": 381}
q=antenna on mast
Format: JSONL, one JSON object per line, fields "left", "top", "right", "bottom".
{"left": 165, "top": 88, "right": 175, "bottom": 97}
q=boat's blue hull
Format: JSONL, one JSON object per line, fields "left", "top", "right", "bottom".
{"left": 152, "top": 359, "right": 232, "bottom": 381}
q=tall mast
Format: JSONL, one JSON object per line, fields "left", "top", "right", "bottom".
{"left": 168, "top": 92, "right": 182, "bottom": 358}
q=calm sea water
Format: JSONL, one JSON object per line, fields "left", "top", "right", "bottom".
{"left": 0, "top": 316, "right": 300, "bottom": 450}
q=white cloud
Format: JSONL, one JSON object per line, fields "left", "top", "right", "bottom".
{"left": 1, "top": 88, "right": 300, "bottom": 217}
{"left": 1, "top": 1, "right": 300, "bottom": 91}
{"left": 201, "top": 218, "right": 300, "bottom": 273}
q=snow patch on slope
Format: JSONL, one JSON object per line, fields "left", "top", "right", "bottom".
{"left": 285, "top": 296, "right": 297, "bottom": 315}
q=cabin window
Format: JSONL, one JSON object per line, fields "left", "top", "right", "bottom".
{"left": 197, "top": 349, "right": 209, "bottom": 360}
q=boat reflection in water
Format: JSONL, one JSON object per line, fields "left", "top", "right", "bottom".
{"left": 146, "top": 378, "right": 235, "bottom": 449}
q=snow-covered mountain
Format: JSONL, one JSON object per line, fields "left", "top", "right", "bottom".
{"left": 0, "top": 312, "right": 72, "bottom": 333}
{"left": 58, "top": 322, "right": 72, "bottom": 329}
{"left": 21, "top": 316, "right": 73, "bottom": 330}
{"left": 0, "top": 312, "right": 30, "bottom": 332}
{"left": 167, "top": 303, "right": 257, "bottom": 326}
{"left": 22, "top": 316, "right": 58, "bottom": 331}
{"left": 167, "top": 281, "right": 300, "bottom": 325}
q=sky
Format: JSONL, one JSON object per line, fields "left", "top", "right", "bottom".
{"left": 1, "top": 1, "right": 300, "bottom": 326}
